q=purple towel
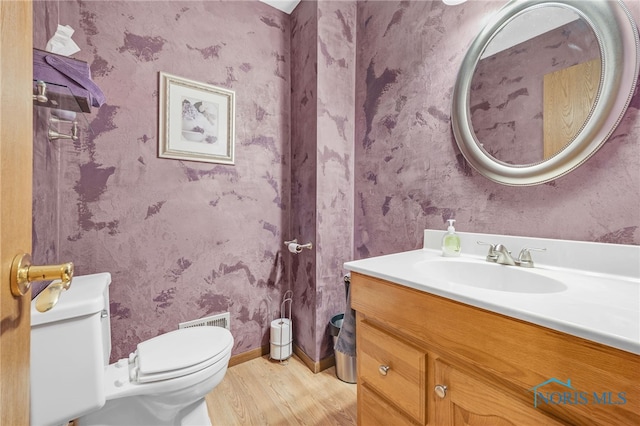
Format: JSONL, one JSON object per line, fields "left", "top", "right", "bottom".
{"left": 44, "top": 55, "right": 105, "bottom": 107}
{"left": 33, "top": 48, "right": 106, "bottom": 110}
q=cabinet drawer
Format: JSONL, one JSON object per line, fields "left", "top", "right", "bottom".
{"left": 358, "top": 319, "right": 426, "bottom": 423}
{"left": 359, "top": 383, "right": 419, "bottom": 426}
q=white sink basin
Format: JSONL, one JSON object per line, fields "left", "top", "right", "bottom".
{"left": 345, "top": 230, "right": 640, "bottom": 354}
{"left": 415, "top": 258, "right": 567, "bottom": 294}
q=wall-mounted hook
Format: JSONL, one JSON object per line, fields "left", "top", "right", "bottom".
{"left": 33, "top": 80, "right": 48, "bottom": 103}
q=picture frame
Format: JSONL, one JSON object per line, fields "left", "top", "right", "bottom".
{"left": 158, "top": 72, "right": 235, "bottom": 165}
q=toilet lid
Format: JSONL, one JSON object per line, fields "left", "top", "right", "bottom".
{"left": 132, "top": 327, "right": 233, "bottom": 383}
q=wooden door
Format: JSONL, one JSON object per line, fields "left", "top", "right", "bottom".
{"left": 0, "top": 1, "right": 33, "bottom": 424}
{"left": 543, "top": 58, "right": 600, "bottom": 159}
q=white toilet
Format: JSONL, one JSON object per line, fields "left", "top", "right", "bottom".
{"left": 30, "top": 272, "right": 234, "bottom": 426}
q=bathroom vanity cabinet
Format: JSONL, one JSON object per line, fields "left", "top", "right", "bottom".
{"left": 351, "top": 272, "right": 640, "bottom": 426}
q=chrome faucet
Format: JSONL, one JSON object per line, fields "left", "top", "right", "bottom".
{"left": 494, "top": 244, "right": 516, "bottom": 266}
{"left": 477, "top": 242, "right": 546, "bottom": 268}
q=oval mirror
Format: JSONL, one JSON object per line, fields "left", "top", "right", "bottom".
{"left": 452, "top": 0, "right": 640, "bottom": 186}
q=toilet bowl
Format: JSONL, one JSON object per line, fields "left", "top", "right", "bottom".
{"left": 30, "top": 273, "right": 234, "bottom": 426}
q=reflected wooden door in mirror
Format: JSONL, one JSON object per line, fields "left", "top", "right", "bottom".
{"left": 543, "top": 58, "right": 601, "bottom": 160}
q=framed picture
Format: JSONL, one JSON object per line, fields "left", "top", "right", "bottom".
{"left": 158, "top": 72, "right": 235, "bottom": 165}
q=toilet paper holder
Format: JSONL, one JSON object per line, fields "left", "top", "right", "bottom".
{"left": 284, "top": 239, "right": 313, "bottom": 253}
{"left": 270, "top": 290, "right": 293, "bottom": 364}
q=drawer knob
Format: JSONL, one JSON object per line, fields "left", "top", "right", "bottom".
{"left": 378, "top": 365, "right": 390, "bottom": 376}
{"left": 434, "top": 384, "right": 448, "bottom": 398}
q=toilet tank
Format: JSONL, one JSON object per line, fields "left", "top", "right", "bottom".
{"left": 31, "top": 272, "right": 112, "bottom": 426}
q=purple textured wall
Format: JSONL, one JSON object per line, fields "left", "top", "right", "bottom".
{"left": 33, "top": 0, "right": 292, "bottom": 361}
{"left": 354, "top": 0, "right": 640, "bottom": 260}
{"left": 290, "top": 0, "right": 356, "bottom": 361}
{"left": 290, "top": 0, "right": 319, "bottom": 361}
{"left": 32, "top": 0, "right": 639, "bottom": 366}
{"left": 314, "top": 0, "right": 356, "bottom": 360}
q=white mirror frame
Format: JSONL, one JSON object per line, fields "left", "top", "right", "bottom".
{"left": 452, "top": 0, "right": 639, "bottom": 186}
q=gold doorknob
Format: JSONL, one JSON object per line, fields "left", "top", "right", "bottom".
{"left": 10, "top": 253, "right": 74, "bottom": 297}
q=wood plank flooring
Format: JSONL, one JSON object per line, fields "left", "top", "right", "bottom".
{"left": 205, "top": 355, "right": 357, "bottom": 425}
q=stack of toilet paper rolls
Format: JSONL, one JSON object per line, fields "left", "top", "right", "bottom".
{"left": 270, "top": 318, "right": 292, "bottom": 360}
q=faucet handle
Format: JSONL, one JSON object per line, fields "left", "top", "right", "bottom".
{"left": 477, "top": 241, "right": 498, "bottom": 261}
{"left": 517, "top": 247, "right": 546, "bottom": 268}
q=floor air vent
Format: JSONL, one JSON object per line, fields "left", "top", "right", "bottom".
{"left": 179, "top": 312, "right": 230, "bottom": 330}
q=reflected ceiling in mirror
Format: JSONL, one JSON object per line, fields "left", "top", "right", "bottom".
{"left": 469, "top": 7, "right": 601, "bottom": 165}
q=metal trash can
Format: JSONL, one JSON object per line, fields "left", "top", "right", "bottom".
{"left": 330, "top": 313, "right": 357, "bottom": 383}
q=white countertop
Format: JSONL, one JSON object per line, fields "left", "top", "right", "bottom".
{"left": 344, "top": 230, "right": 640, "bottom": 355}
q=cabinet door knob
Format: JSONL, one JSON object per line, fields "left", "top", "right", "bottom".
{"left": 378, "top": 365, "right": 390, "bottom": 376}
{"left": 434, "top": 384, "right": 448, "bottom": 398}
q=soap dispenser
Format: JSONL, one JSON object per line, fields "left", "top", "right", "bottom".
{"left": 441, "top": 219, "right": 461, "bottom": 257}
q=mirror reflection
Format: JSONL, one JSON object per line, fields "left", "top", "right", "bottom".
{"left": 469, "top": 6, "right": 601, "bottom": 165}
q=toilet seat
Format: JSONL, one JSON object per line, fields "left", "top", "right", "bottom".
{"left": 128, "top": 327, "right": 233, "bottom": 384}
{"left": 101, "top": 326, "right": 233, "bottom": 402}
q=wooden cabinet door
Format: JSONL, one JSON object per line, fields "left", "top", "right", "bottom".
{"left": 434, "top": 359, "right": 564, "bottom": 426}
